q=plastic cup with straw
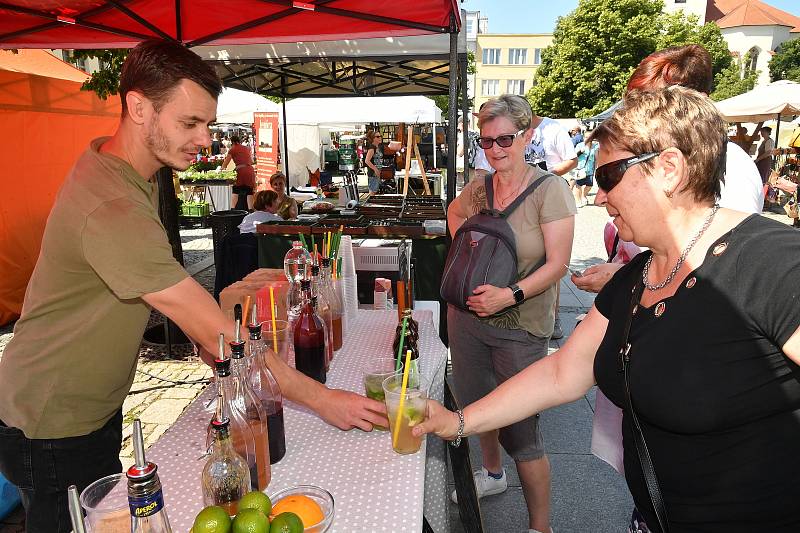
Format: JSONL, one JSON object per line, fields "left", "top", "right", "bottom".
{"left": 385, "top": 348, "right": 426, "bottom": 454}
{"left": 269, "top": 287, "right": 279, "bottom": 353}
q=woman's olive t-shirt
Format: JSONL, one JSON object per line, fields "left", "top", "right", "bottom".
{"left": 594, "top": 215, "right": 800, "bottom": 532}
{"left": 458, "top": 166, "right": 576, "bottom": 337}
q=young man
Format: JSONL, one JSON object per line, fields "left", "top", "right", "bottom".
{"left": 0, "top": 40, "right": 385, "bottom": 533}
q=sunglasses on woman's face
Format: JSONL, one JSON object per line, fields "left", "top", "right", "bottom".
{"left": 595, "top": 152, "right": 661, "bottom": 192}
{"left": 476, "top": 129, "right": 526, "bottom": 150}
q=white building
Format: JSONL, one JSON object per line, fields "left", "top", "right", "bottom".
{"left": 464, "top": 10, "right": 488, "bottom": 103}
{"left": 666, "top": 0, "right": 800, "bottom": 87}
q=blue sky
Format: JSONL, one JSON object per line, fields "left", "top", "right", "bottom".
{"left": 460, "top": 0, "right": 800, "bottom": 34}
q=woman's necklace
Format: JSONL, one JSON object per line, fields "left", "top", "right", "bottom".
{"left": 641, "top": 205, "right": 720, "bottom": 291}
{"left": 495, "top": 168, "right": 530, "bottom": 208}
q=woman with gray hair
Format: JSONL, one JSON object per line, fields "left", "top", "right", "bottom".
{"left": 423, "top": 86, "right": 800, "bottom": 532}
{"left": 445, "top": 94, "right": 576, "bottom": 533}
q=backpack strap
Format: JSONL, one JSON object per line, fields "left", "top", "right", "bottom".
{"left": 484, "top": 172, "right": 495, "bottom": 210}
{"left": 500, "top": 172, "right": 553, "bottom": 217}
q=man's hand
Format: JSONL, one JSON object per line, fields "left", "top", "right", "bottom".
{"left": 571, "top": 263, "right": 624, "bottom": 293}
{"left": 467, "top": 285, "right": 514, "bottom": 317}
{"left": 315, "top": 388, "right": 388, "bottom": 431}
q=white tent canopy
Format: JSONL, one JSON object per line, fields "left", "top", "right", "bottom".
{"left": 284, "top": 95, "right": 442, "bottom": 128}
{"left": 715, "top": 80, "right": 800, "bottom": 123}
{"left": 216, "top": 87, "right": 280, "bottom": 124}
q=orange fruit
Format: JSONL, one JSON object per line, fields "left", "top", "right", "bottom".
{"left": 270, "top": 494, "right": 324, "bottom": 528}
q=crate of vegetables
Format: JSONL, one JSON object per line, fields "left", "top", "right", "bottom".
{"left": 181, "top": 202, "right": 210, "bottom": 217}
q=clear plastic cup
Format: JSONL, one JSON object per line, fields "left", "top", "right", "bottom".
{"left": 382, "top": 373, "right": 427, "bottom": 455}
{"left": 263, "top": 319, "right": 290, "bottom": 364}
{"left": 79, "top": 473, "right": 129, "bottom": 533}
{"left": 363, "top": 358, "right": 402, "bottom": 431}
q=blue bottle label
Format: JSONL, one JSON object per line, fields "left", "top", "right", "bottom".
{"left": 129, "top": 489, "right": 165, "bottom": 518}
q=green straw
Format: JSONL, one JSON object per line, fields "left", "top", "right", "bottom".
{"left": 395, "top": 317, "right": 408, "bottom": 372}
{"left": 311, "top": 234, "right": 316, "bottom": 258}
{"left": 299, "top": 233, "right": 308, "bottom": 251}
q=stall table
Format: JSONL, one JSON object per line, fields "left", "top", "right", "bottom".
{"left": 179, "top": 179, "right": 235, "bottom": 212}
{"left": 146, "top": 309, "right": 449, "bottom": 532}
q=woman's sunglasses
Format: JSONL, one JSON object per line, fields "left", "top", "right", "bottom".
{"left": 476, "top": 129, "right": 525, "bottom": 150}
{"left": 595, "top": 152, "right": 660, "bottom": 192}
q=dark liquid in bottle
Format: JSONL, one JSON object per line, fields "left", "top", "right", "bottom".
{"left": 294, "top": 315, "right": 327, "bottom": 384}
{"left": 266, "top": 407, "right": 286, "bottom": 464}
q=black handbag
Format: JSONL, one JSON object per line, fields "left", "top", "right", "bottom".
{"left": 620, "top": 268, "right": 670, "bottom": 533}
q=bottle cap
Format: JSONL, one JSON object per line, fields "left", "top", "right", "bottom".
{"left": 126, "top": 461, "right": 157, "bottom": 482}
{"left": 248, "top": 322, "right": 262, "bottom": 338}
{"left": 301, "top": 279, "right": 311, "bottom": 290}
{"left": 229, "top": 340, "right": 246, "bottom": 358}
{"left": 211, "top": 417, "right": 230, "bottom": 432}
{"left": 214, "top": 358, "right": 231, "bottom": 377}
{"left": 311, "top": 265, "right": 320, "bottom": 276}
{"left": 321, "top": 257, "right": 331, "bottom": 267}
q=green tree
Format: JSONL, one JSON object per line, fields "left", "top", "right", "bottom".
{"left": 526, "top": 0, "right": 735, "bottom": 117}
{"left": 70, "top": 49, "right": 128, "bottom": 100}
{"left": 710, "top": 51, "right": 759, "bottom": 101}
{"left": 769, "top": 38, "right": 800, "bottom": 82}
{"left": 430, "top": 51, "right": 476, "bottom": 116}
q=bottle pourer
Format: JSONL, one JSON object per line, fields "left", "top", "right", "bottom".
{"left": 67, "top": 485, "right": 87, "bottom": 533}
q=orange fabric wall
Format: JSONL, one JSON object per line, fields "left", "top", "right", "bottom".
{"left": 0, "top": 69, "right": 120, "bottom": 325}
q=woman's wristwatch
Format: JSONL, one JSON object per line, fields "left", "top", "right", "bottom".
{"left": 450, "top": 409, "right": 465, "bottom": 448}
{"left": 509, "top": 284, "right": 525, "bottom": 304}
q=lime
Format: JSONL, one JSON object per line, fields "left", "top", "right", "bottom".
{"left": 192, "top": 505, "right": 232, "bottom": 533}
{"left": 238, "top": 491, "right": 272, "bottom": 517}
{"left": 269, "top": 512, "right": 304, "bottom": 533}
{"left": 232, "top": 508, "right": 269, "bottom": 533}
{"left": 405, "top": 406, "right": 424, "bottom": 426}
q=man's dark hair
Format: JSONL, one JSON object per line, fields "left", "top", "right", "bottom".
{"left": 627, "top": 45, "right": 713, "bottom": 95}
{"left": 761, "top": 126, "right": 772, "bottom": 135}
{"left": 231, "top": 135, "right": 241, "bottom": 144}
{"left": 119, "top": 39, "right": 222, "bottom": 116}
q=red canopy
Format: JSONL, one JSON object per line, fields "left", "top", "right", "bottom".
{"left": 0, "top": 0, "right": 460, "bottom": 49}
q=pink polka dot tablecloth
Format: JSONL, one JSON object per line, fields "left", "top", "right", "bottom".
{"left": 147, "top": 309, "right": 449, "bottom": 532}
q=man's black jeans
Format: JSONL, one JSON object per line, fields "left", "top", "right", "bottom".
{"left": 0, "top": 410, "right": 123, "bottom": 533}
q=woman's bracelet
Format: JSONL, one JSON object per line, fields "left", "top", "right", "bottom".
{"left": 449, "top": 409, "right": 465, "bottom": 448}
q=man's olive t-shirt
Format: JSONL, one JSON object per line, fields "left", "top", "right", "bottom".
{"left": 0, "top": 138, "right": 187, "bottom": 439}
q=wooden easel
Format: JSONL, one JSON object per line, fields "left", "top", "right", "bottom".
{"left": 401, "top": 125, "right": 432, "bottom": 196}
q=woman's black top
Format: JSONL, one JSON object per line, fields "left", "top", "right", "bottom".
{"left": 367, "top": 143, "right": 392, "bottom": 177}
{"left": 594, "top": 214, "right": 800, "bottom": 532}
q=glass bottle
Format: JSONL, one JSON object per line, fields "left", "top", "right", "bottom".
{"left": 247, "top": 314, "right": 287, "bottom": 464}
{"left": 201, "top": 417, "right": 251, "bottom": 516}
{"left": 293, "top": 279, "right": 327, "bottom": 384}
{"left": 392, "top": 327, "right": 419, "bottom": 374}
{"left": 127, "top": 428, "right": 172, "bottom": 532}
{"left": 284, "top": 241, "right": 312, "bottom": 325}
{"left": 311, "top": 264, "right": 334, "bottom": 370}
{"left": 214, "top": 355, "right": 258, "bottom": 492}
{"left": 230, "top": 328, "right": 271, "bottom": 491}
{"left": 320, "top": 258, "right": 344, "bottom": 351}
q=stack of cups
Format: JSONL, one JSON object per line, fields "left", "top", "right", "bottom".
{"left": 338, "top": 235, "right": 359, "bottom": 320}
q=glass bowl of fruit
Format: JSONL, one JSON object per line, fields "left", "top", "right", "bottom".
{"left": 269, "top": 485, "right": 335, "bottom": 533}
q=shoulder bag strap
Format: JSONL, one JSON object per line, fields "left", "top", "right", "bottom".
{"left": 500, "top": 172, "right": 553, "bottom": 217}
{"left": 607, "top": 233, "right": 621, "bottom": 263}
{"left": 620, "top": 263, "right": 670, "bottom": 533}
{"left": 484, "top": 173, "right": 495, "bottom": 210}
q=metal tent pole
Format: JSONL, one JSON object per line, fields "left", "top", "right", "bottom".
{"left": 446, "top": 20, "right": 458, "bottom": 207}
{"left": 460, "top": 54, "right": 469, "bottom": 186}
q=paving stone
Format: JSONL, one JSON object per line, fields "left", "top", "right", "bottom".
{"left": 137, "top": 398, "right": 192, "bottom": 425}
{"left": 144, "top": 424, "right": 170, "bottom": 447}
{"left": 159, "top": 386, "right": 204, "bottom": 400}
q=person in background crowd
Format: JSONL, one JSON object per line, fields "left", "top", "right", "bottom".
{"left": 364, "top": 130, "right": 401, "bottom": 195}
{"left": 446, "top": 94, "right": 575, "bottom": 533}
{"left": 221, "top": 135, "right": 232, "bottom": 154}
{"left": 210, "top": 131, "right": 222, "bottom": 156}
{"left": 419, "top": 86, "right": 800, "bottom": 533}
{"left": 0, "top": 40, "right": 386, "bottom": 533}
{"left": 269, "top": 171, "right": 298, "bottom": 220}
{"left": 573, "top": 135, "right": 599, "bottom": 207}
{"left": 755, "top": 126, "right": 775, "bottom": 184}
{"left": 574, "top": 44, "right": 764, "bottom": 293}
{"left": 222, "top": 134, "right": 255, "bottom": 210}
{"left": 238, "top": 189, "right": 281, "bottom": 233}
{"left": 570, "top": 127, "right": 584, "bottom": 147}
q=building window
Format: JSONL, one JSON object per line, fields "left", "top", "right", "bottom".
{"left": 508, "top": 48, "right": 527, "bottom": 65}
{"left": 507, "top": 80, "right": 526, "bottom": 95}
{"left": 533, "top": 48, "right": 542, "bottom": 65}
{"left": 482, "top": 79, "right": 500, "bottom": 96}
{"left": 674, "top": 0, "right": 687, "bottom": 4}
{"left": 482, "top": 48, "right": 501, "bottom": 65}
{"left": 466, "top": 19, "right": 474, "bottom": 36}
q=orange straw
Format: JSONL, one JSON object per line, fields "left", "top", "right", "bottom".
{"left": 269, "top": 287, "right": 278, "bottom": 353}
{"left": 392, "top": 349, "right": 414, "bottom": 449}
{"left": 242, "top": 295, "right": 251, "bottom": 326}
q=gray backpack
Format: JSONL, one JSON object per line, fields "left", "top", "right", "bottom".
{"left": 440, "top": 172, "right": 550, "bottom": 313}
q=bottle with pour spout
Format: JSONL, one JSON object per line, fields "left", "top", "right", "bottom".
{"left": 128, "top": 420, "right": 172, "bottom": 532}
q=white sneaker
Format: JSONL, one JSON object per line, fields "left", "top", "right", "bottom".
{"left": 450, "top": 467, "right": 508, "bottom": 504}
